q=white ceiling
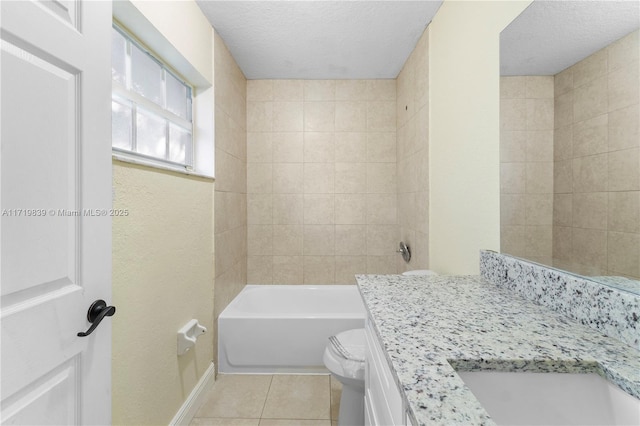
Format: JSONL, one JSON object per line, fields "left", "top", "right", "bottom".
{"left": 196, "top": 0, "right": 639, "bottom": 80}
{"left": 501, "top": 0, "right": 640, "bottom": 76}
{"left": 196, "top": 0, "right": 443, "bottom": 79}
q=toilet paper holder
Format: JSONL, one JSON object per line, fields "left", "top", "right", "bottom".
{"left": 177, "top": 319, "right": 207, "bottom": 355}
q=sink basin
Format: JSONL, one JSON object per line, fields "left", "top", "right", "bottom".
{"left": 457, "top": 371, "right": 640, "bottom": 425}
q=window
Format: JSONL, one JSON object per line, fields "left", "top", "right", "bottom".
{"left": 111, "top": 25, "right": 194, "bottom": 169}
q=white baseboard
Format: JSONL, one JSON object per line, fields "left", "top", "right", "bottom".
{"left": 169, "top": 362, "right": 216, "bottom": 426}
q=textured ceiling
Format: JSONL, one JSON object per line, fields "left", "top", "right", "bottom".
{"left": 196, "top": 1, "right": 443, "bottom": 79}
{"left": 501, "top": 0, "right": 640, "bottom": 76}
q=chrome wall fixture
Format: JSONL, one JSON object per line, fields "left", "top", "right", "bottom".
{"left": 396, "top": 241, "right": 411, "bottom": 263}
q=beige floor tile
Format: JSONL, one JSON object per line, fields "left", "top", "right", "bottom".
{"left": 329, "top": 376, "right": 342, "bottom": 421}
{"left": 195, "top": 375, "right": 272, "bottom": 419}
{"left": 261, "top": 375, "right": 330, "bottom": 420}
{"left": 191, "top": 419, "right": 260, "bottom": 426}
{"left": 259, "top": 420, "right": 331, "bottom": 426}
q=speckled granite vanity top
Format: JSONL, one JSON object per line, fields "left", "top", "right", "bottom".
{"left": 356, "top": 274, "right": 640, "bottom": 426}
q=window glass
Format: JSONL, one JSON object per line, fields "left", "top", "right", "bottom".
{"left": 166, "top": 72, "right": 189, "bottom": 119}
{"left": 136, "top": 109, "right": 166, "bottom": 158}
{"left": 130, "top": 43, "right": 163, "bottom": 106}
{"left": 169, "top": 124, "right": 190, "bottom": 164}
{"left": 111, "top": 28, "right": 126, "bottom": 85}
{"left": 112, "top": 99, "right": 132, "bottom": 150}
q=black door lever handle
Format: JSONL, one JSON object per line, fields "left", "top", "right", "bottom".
{"left": 77, "top": 299, "right": 116, "bottom": 337}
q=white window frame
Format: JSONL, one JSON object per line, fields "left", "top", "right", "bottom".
{"left": 110, "top": 4, "right": 215, "bottom": 179}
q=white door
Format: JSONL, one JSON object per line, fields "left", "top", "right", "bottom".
{"left": 0, "top": 0, "right": 112, "bottom": 424}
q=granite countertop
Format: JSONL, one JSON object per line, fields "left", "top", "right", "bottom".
{"left": 356, "top": 274, "right": 640, "bottom": 426}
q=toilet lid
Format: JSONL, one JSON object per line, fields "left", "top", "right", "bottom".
{"left": 330, "top": 328, "right": 365, "bottom": 362}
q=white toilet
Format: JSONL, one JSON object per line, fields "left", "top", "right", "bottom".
{"left": 323, "top": 328, "right": 365, "bottom": 426}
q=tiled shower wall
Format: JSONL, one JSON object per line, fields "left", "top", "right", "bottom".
{"left": 500, "top": 76, "right": 555, "bottom": 265}
{"left": 396, "top": 28, "right": 430, "bottom": 272}
{"left": 246, "top": 80, "right": 398, "bottom": 284}
{"left": 552, "top": 30, "right": 639, "bottom": 279}
{"left": 213, "top": 32, "right": 247, "bottom": 359}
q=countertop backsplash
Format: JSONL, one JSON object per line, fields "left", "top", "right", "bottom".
{"left": 480, "top": 250, "right": 640, "bottom": 350}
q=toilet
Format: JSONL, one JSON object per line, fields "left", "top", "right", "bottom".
{"left": 402, "top": 269, "right": 438, "bottom": 276}
{"left": 323, "top": 328, "right": 365, "bottom": 426}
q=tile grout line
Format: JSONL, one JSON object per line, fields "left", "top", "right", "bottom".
{"left": 258, "top": 374, "right": 274, "bottom": 421}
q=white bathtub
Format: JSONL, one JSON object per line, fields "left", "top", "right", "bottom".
{"left": 218, "top": 285, "right": 366, "bottom": 374}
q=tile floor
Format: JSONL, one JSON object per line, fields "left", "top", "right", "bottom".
{"left": 191, "top": 374, "right": 342, "bottom": 426}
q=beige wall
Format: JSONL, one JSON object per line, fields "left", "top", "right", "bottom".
{"left": 428, "top": 0, "right": 533, "bottom": 274}
{"left": 111, "top": 2, "right": 215, "bottom": 424}
{"left": 246, "top": 80, "right": 398, "bottom": 284}
{"left": 396, "top": 28, "right": 430, "bottom": 272}
{"left": 213, "top": 31, "right": 247, "bottom": 367}
{"left": 552, "top": 30, "right": 639, "bottom": 279}
{"left": 500, "top": 76, "right": 555, "bottom": 265}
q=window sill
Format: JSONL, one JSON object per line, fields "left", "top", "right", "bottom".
{"left": 113, "top": 152, "right": 215, "bottom": 181}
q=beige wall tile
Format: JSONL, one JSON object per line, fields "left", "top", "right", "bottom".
{"left": 608, "top": 62, "right": 639, "bottom": 112}
{"left": 500, "top": 131, "right": 527, "bottom": 163}
{"left": 526, "top": 99, "right": 554, "bottom": 130}
{"left": 500, "top": 163, "right": 526, "bottom": 194}
{"left": 335, "top": 80, "right": 367, "bottom": 101}
{"left": 273, "top": 80, "right": 304, "bottom": 101}
{"left": 248, "top": 225, "right": 272, "bottom": 255}
{"left": 248, "top": 193, "right": 272, "bottom": 225}
{"left": 572, "top": 49, "right": 608, "bottom": 88}
{"left": 552, "top": 226, "right": 573, "bottom": 262}
{"left": 501, "top": 194, "right": 525, "bottom": 226}
{"left": 247, "top": 256, "right": 272, "bottom": 284}
{"left": 366, "top": 255, "right": 397, "bottom": 274}
{"left": 335, "top": 194, "right": 366, "bottom": 224}
{"left": 500, "top": 76, "right": 526, "bottom": 99}
{"left": 273, "top": 225, "right": 303, "bottom": 255}
{"left": 608, "top": 30, "right": 639, "bottom": 72}
{"left": 553, "top": 194, "right": 573, "bottom": 227}
{"left": 247, "top": 80, "right": 273, "bottom": 101}
{"left": 553, "top": 126, "right": 573, "bottom": 161}
{"left": 335, "top": 162, "right": 366, "bottom": 194}
{"left": 304, "top": 80, "right": 336, "bottom": 101}
{"left": 247, "top": 101, "right": 273, "bottom": 132}
{"left": 272, "top": 132, "right": 304, "bottom": 163}
{"left": 334, "top": 132, "right": 367, "bottom": 162}
{"left": 573, "top": 76, "right": 608, "bottom": 123}
{"left": 525, "top": 194, "right": 553, "bottom": 226}
{"left": 525, "top": 76, "right": 554, "bottom": 99}
{"left": 304, "top": 102, "right": 335, "bottom": 132}
{"left": 525, "top": 162, "right": 553, "bottom": 194}
{"left": 304, "top": 132, "right": 335, "bottom": 163}
{"left": 367, "top": 163, "right": 397, "bottom": 193}
{"left": 366, "top": 80, "right": 396, "bottom": 101}
{"left": 501, "top": 225, "right": 526, "bottom": 257}
{"left": 335, "top": 225, "right": 366, "bottom": 256}
{"left": 366, "top": 225, "right": 397, "bottom": 255}
{"left": 573, "top": 114, "right": 608, "bottom": 157}
{"left": 608, "top": 191, "right": 640, "bottom": 233}
{"left": 367, "top": 101, "right": 396, "bottom": 131}
{"left": 303, "top": 256, "right": 335, "bottom": 284}
{"left": 572, "top": 192, "right": 608, "bottom": 229}
{"left": 554, "top": 92, "right": 573, "bottom": 129}
{"left": 304, "top": 194, "right": 334, "bottom": 224}
{"left": 367, "top": 132, "right": 396, "bottom": 163}
{"left": 247, "top": 132, "right": 272, "bottom": 163}
{"left": 273, "top": 256, "right": 303, "bottom": 284}
{"left": 335, "top": 256, "right": 367, "bottom": 284}
{"left": 573, "top": 154, "right": 608, "bottom": 193}
{"left": 525, "top": 225, "right": 552, "bottom": 258}
{"left": 366, "top": 194, "right": 397, "bottom": 225}
{"left": 554, "top": 68, "right": 573, "bottom": 97}
{"left": 553, "top": 160, "right": 573, "bottom": 194}
{"left": 526, "top": 131, "right": 554, "bottom": 162}
{"left": 273, "top": 163, "right": 303, "bottom": 194}
{"left": 335, "top": 101, "right": 367, "bottom": 131}
{"left": 304, "top": 163, "right": 335, "bottom": 193}
{"left": 272, "top": 101, "right": 303, "bottom": 131}
{"left": 303, "top": 225, "right": 335, "bottom": 255}
{"left": 215, "top": 148, "right": 245, "bottom": 193}
{"left": 608, "top": 147, "right": 640, "bottom": 191}
{"left": 608, "top": 231, "right": 640, "bottom": 277}
{"left": 608, "top": 103, "right": 639, "bottom": 151}
{"left": 501, "top": 98, "right": 527, "bottom": 130}
{"left": 572, "top": 228, "right": 607, "bottom": 269}
{"left": 272, "top": 194, "right": 303, "bottom": 225}
{"left": 247, "top": 163, "right": 272, "bottom": 194}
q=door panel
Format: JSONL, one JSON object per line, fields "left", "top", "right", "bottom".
{"left": 0, "top": 0, "right": 112, "bottom": 424}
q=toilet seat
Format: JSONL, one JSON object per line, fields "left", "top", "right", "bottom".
{"left": 324, "top": 329, "right": 365, "bottom": 380}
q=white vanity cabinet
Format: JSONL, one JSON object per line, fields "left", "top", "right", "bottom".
{"left": 364, "top": 319, "right": 415, "bottom": 426}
